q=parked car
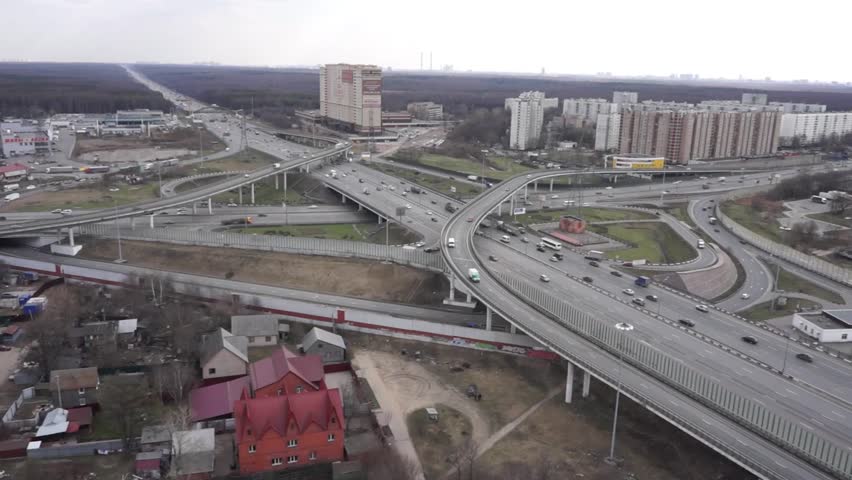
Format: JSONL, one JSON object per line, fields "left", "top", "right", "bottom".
{"left": 695, "top": 304, "right": 709, "bottom": 313}
{"left": 795, "top": 353, "right": 813, "bottom": 363}
{"left": 500, "top": 235, "right": 510, "bottom": 243}
{"left": 741, "top": 336, "right": 758, "bottom": 345}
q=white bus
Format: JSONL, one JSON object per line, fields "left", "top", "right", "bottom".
{"left": 541, "top": 237, "right": 562, "bottom": 250}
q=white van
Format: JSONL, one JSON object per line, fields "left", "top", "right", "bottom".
{"left": 447, "top": 237, "right": 456, "bottom": 248}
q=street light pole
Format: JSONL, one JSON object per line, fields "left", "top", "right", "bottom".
{"left": 606, "top": 322, "right": 634, "bottom": 466}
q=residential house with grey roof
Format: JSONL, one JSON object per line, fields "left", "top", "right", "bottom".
{"left": 302, "top": 327, "right": 347, "bottom": 364}
{"left": 230, "top": 314, "right": 289, "bottom": 347}
{"left": 200, "top": 328, "right": 248, "bottom": 380}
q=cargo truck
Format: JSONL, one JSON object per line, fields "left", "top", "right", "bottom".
{"left": 634, "top": 276, "right": 652, "bottom": 287}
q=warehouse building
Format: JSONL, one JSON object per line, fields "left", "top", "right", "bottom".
{"left": 793, "top": 309, "right": 852, "bottom": 343}
{"left": 1, "top": 120, "right": 52, "bottom": 158}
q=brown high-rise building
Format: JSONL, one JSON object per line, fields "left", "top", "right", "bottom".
{"left": 613, "top": 109, "right": 781, "bottom": 164}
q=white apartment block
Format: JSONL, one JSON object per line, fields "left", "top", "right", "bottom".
{"left": 319, "top": 63, "right": 382, "bottom": 133}
{"left": 506, "top": 91, "right": 555, "bottom": 151}
{"left": 780, "top": 112, "right": 852, "bottom": 144}
{"left": 612, "top": 91, "right": 638, "bottom": 104}
{"left": 741, "top": 93, "right": 768, "bottom": 105}
{"left": 769, "top": 102, "right": 827, "bottom": 113}
{"left": 563, "top": 98, "right": 618, "bottom": 121}
{"left": 594, "top": 113, "right": 621, "bottom": 151}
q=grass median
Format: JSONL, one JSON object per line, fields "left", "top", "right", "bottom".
{"left": 763, "top": 260, "right": 845, "bottom": 305}
{"left": 739, "top": 297, "right": 821, "bottom": 321}
{"left": 511, "top": 207, "right": 656, "bottom": 224}
{"left": 588, "top": 222, "right": 694, "bottom": 264}
{"left": 233, "top": 222, "right": 417, "bottom": 244}
{"left": 366, "top": 162, "right": 482, "bottom": 197}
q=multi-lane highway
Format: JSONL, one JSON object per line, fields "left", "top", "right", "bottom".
{"left": 442, "top": 169, "right": 852, "bottom": 480}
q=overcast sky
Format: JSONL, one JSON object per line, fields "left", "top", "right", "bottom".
{"left": 5, "top": 0, "right": 850, "bottom": 82}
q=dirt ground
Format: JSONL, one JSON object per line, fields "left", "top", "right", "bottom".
{"left": 74, "top": 127, "right": 223, "bottom": 161}
{"left": 1, "top": 453, "right": 134, "bottom": 479}
{"left": 406, "top": 404, "right": 473, "bottom": 480}
{"left": 79, "top": 239, "right": 448, "bottom": 306}
{"left": 0, "top": 183, "right": 158, "bottom": 212}
{"left": 477, "top": 382, "right": 754, "bottom": 480}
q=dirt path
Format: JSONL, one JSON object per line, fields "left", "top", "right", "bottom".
{"left": 353, "top": 351, "right": 493, "bottom": 479}
{"left": 474, "top": 386, "right": 561, "bottom": 459}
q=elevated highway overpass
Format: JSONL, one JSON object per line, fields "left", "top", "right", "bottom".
{"left": 441, "top": 169, "right": 852, "bottom": 480}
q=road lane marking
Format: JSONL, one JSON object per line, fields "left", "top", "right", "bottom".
{"left": 831, "top": 411, "right": 847, "bottom": 419}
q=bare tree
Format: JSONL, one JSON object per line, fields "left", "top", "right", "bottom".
{"left": 99, "top": 376, "right": 151, "bottom": 449}
{"left": 25, "top": 286, "right": 82, "bottom": 374}
{"left": 830, "top": 194, "right": 852, "bottom": 215}
{"left": 152, "top": 362, "right": 197, "bottom": 404}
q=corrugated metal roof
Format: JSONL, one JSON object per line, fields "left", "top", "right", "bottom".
{"left": 249, "top": 346, "right": 324, "bottom": 390}
{"left": 49, "top": 367, "right": 98, "bottom": 390}
{"left": 200, "top": 328, "right": 248, "bottom": 365}
{"left": 189, "top": 376, "right": 251, "bottom": 422}
{"left": 304, "top": 327, "right": 346, "bottom": 351}
{"left": 230, "top": 315, "right": 284, "bottom": 337}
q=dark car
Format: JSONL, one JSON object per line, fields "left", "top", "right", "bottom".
{"left": 645, "top": 295, "right": 658, "bottom": 302}
{"left": 741, "top": 336, "right": 758, "bottom": 345}
{"left": 359, "top": 178, "right": 365, "bottom": 183}
{"left": 424, "top": 247, "right": 439, "bottom": 253}
{"left": 431, "top": 217, "right": 438, "bottom": 222}
{"left": 553, "top": 253, "right": 564, "bottom": 260}
{"left": 589, "top": 261, "right": 600, "bottom": 267}
{"left": 536, "top": 246, "right": 546, "bottom": 252}
{"left": 610, "top": 270, "right": 623, "bottom": 277}
{"left": 582, "top": 276, "right": 593, "bottom": 283}
{"left": 678, "top": 319, "right": 695, "bottom": 328}
{"left": 258, "top": 213, "right": 267, "bottom": 217}
{"left": 489, "top": 255, "right": 498, "bottom": 262}
{"left": 795, "top": 353, "right": 813, "bottom": 363}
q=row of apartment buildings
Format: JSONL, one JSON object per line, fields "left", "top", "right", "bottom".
{"left": 585, "top": 92, "right": 850, "bottom": 162}
{"left": 505, "top": 91, "right": 558, "bottom": 150}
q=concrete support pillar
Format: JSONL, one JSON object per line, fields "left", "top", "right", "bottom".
{"left": 550, "top": 178, "right": 554, "bottom": 192}
{"left": 208, "top": 198, "right": 213, "bottom": 215}
{"left": 565, "top": 362, "right": 575, "bottom": 404}
{"left": 68, "top": 227, "right": 75, "bottom": 246}
{"left": 498, "top": 202, "right": 502, "bottom": 216}
{"left": 449, "top": 274, "right": 456, "bottom": 301}
{"left": 192, "top": 203, "right": 197, "bottom": 215}
{"left": 250, "top": 183, "right": 255, "bottom": 204}
{"left": 130, "top": 217, "right": 136, "bottom": 230}
{"left": 305, "top": 163, "right": 310, "bottom": 173}
{"left": 582, "top": 369, "right": 591, "bottom": 398}
{"left": 510, "top": 196, "right": 516, "bottom": 217}
{"left": 510, "top": 324, "right": 517, "bottom": 334}
{"left": 485, "top": 308, "right": 493, "bottom": 331}
{"left": 149, "top": 215, "right": 154, "bottom": 229}
{"left": 342, "top": 193, "right": 346, "bottom": 204}
{"left": 283, "top": 172, "right": 288, "bottom": 200}
{"left": 238, "top": 186, "right": 243, "bottom": 205}
{"left": 378, "top": 215, "right": 383, "bottom": 225}
{"left": 358, "top": 204, "right": 363, "bottom": 212}
{"left": 466, "top": 292, "right": 472, "bottom": 303}
{"left": 524, "top": 184, "right": 528, "bottom": 199}
{"left": 274, "top": 174, "right": 279, "bottom": 190}
{"left": 534, "top": 181, "right": 538, "bottom": 192}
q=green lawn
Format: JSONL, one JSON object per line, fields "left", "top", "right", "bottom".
{"left": 511, "top": 207, "right": 656, "bottom": 225}
{"left": 367, "top": 163, "right": 482, "bottom": 197}
{"left": 588, "top": 222, "right": 695, "bottom": 263}
{"left": 739, "top": 298, "right": 821, "bottom": 322}
{"left": 763, "top": 260, "right": 845, "bottom": 305}
{"left": 721, "top": 201, "right": 784, "bottom": 243}
{"left": 81, "top": 401, "right": 167, "bottom": 442}
{"left": 234, "top": 222, "right": 417, "bottom": 244}
{"left": 807, "top": 211, "right": 852, "bottom": 228}
{"left": 417, "top": 153, "right": 533, "bottom": 180}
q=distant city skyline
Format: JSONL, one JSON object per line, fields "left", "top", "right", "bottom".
{"left": 4, "top": 0, "right": 852, "bottom": 84}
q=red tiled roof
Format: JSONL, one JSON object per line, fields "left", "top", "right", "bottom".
{"left": 0, "top": 164, "right": 29, "bottom": 175}
{"left": 66, "top": 407, "right": 92, "bottom": 427}
{"left": 190, "top": 376, "right": 251, "bottom": 422}
{"left": 249, "top": 345, "right": 324, "bottom": 391}
{"left": 234, "top": 388, "right": 343, "bottom": 444}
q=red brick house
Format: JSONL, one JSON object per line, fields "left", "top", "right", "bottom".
{"left": 233, "top": 389, "right": 344, "bottom": 474}
{"left": 249, "top": 346, "right": 325, "bottom": 398}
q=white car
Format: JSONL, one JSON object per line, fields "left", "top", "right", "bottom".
{"left": 540, "top": 274, "right": 551, "bottom": 283}
{"left": 108, "top": 187, "right": 119, "bottom": 192}
{"left": 60, "top": 209, "right": 73, "bottom": 215}
{"left": 405, "top": 204, "right": 412, "bottom": 209}
{"left": 500, "top": 235, "right": 511, "bottom": 243}
{"left": 51, "top": 209, "right": 62, "bottom": 214}
{"left": 309, "top": 205, "right": 318, "bottom": 209}
{"left": 741, "top": 293, "right": 750, "bottom": 299}
{"left": 551, "top": 194, "right": 559, "bottom": 199}
{"left": 426, "top": 211, "right": 433, "bottom": 216}
{"left": 243, "top": 174, "right": 250, "bottom": 178}
{"left": 695, "top": 304, "right": 710, "bottom": 313}
{"left": 25, "top": 185, "right": 36, "bottom": 190}
{"left": 622, "top": 288, "right": 635, "bottom": 296}
{"left": 227, "top": 203, "right": 238, "bottom": 207}
{"left": 415, "top": 241, "right": 425, "bottom": 248}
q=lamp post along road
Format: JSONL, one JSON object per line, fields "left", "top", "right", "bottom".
{"left": 605, "top": 322, "right": 634, "bottom": 466}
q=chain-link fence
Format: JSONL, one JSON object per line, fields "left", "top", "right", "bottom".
{"left": 79, "top": 224, "right": 446, "bottom": 272}
{"left": 491, "top": 270, "right": 851, "bottom": 479}
{"left": 716, "top": 208, "right": 852, "bottom": 287}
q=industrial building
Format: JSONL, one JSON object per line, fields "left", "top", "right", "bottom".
{"left": 0, "top": 120, "right": 52, "bottom": 158}
{"left": 407, "top": 101, "right": 444, "bottom": 121}
{"left": 793, "top": 309, "right": 852, "bottom": 343}
{"left": 604, "top": 154, "right": 665, "bottom": 169}
{"left": 319, "top": 63, "right": 383, "bottom": 134}
{"left": 779, "top": 112, "right": 852, "bottom": 145}
{"left": 506, "top": 91, "right": 557, "bottom": 151}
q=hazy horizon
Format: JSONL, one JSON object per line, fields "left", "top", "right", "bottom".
{"left": 5, "top": 0, "right": 851, "bottom": 83}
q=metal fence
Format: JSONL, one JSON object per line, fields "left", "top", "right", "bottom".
{"left": 1, "top": 387, "right": 36, "bottom": 430}
{"left": 79, "top": 224, "right": 446, "bottom": 272}
{"left": 27, "top": 439, "right": 126, "bottom": 459}
{"left": 715, "top": 208, "right": 852, "bottom": 287}
{"left": 491, "top": 270, "right": 851, "bottom": 480}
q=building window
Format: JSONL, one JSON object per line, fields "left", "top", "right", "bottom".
{"left": 208, "top": 368, "right": 216, "bottom": 375}
{"left": 249, "top": 337, "right": 255, "bottom": 343}
{"left": 327, "top": 433, "right": 335, "bottom": 442}
{"left": 78, "top": 388, "right": 86, "bottom": 395}
{"left": 843, "top": 334, "right": 848, "bottom": 340}
{"left": 309, "top": 451, "right": 317, "bottom": 460}
{"left": 295, "top": 385, "right": 303, "bottom": 393}
{"left": 288, "top": 439, "right": 297, "bottom": 448}
{"left": 79, "top": 398, "right": 86, "bottom": 406}
{"left": 277, "top": 388, "right": 283, "bottom": 396}
{"left": 248, "top": 444, "right": 256, "bottom": 453}
{"left": 265, "top": 336, "right": 272, "bottom": 342}
{"left": 287, "top": 455, "right": 298, "bottom": 464}
{"left": 271, "top": 457, "right": 282, "bottom": 466}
